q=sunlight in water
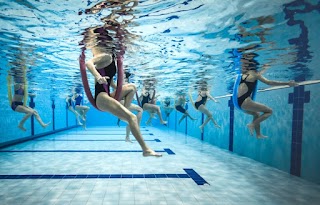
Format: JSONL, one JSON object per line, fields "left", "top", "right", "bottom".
{"left": 0, "top": 0, "right": 319, "bottom": 102}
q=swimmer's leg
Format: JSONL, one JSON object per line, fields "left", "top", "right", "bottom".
{"left": 242, "top": 99, "right": 272, "bottom": 138}
{"left": 178, "top": 114, "right": 187, "bottom": 124}
{"left": 125, "top": 125, "right": 133, "bottom": 143}
{"left": 96, "top": 93, "right": 161, "bottom": 157}
{"left": 198, "top": 105, "right": 220, "bottom": 130}
{"left": 143, "top": 103, "right": 167, "bottom": 125}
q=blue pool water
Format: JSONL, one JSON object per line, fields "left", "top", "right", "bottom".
{"left": 1, "top": 0, "right": 320, "bottom": 204}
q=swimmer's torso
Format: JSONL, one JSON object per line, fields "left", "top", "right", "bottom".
{"left": 13, "top": 84, "right": 24, "bottom": 102}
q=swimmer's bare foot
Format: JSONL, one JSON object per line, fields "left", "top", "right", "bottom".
{"left": 18, "top": 124, "right": 26, "bottom": 131}
{"left": 78, "top": 121, "right": 83, "bottom": 126}
{"left": 214, "top": 123, "right": 221, "bottom": 129}
{"left": 199, "top": 125, "right": 204, "bottom": 133}
{"left": 82, "top": 123, "right": 87, "bottom": 130}
{"left": 257, "top": 134, "right": 268, "bottom": 139}
{"left": 125, "top": 137, "right": 133, "bottom": 143}
{"left": 161, "top": 121, "right": 167, "bottom": 125}
{"left": 247, "top": 123, "right": 255, "bottom": 136}
{"left": 42, "top": 122, "right": 51, "bottom": 128}
{"left": 143, "top": 149, "right": 162, "bottom": 157}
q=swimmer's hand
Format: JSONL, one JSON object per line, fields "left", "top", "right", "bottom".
{"left": 97, "top": 76, "right": 110, "bottom": 84}
{"left": 288, "top": 80, "right": 298, "bottom": 87}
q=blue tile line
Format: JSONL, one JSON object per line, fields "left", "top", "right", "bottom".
{"left": 0, "top": 169, "right": 208, "bottom": 185}
{"left": 284, "top": 1, "right": 318, "bottom": 177}
{"left": 288, "top": 85, "right": 310, "bottom": 177}
{"left": 183, "top": 168, "right": 209, "bottom": 185}
{"left": 0, "top": 148, "right": 175, "bottom": 155}
{"left": 68, "top": 133, "right": 154, "bottom": 136}
{"left": 33, "top": 139, "right": 161, "bottom": 142}
{"left": 201, "top": 114, "right": 204, "bottom": 140}
{"left": 163, "top": 148, "right": 175, "bottom": 155}
{"left": 228, "top": 97, "right": 234, "bottom": 152}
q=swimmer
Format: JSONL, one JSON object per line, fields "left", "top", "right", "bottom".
{"left": 237, "top": 64, "right": 297, "bottom": 138}
{"left": 7, "top": 71, "right": 50, "bottom": 131}
{"left": 175, "top": 93, "right": 196, "bottom": 124}
{"left": 189, "top": 85, "right": 220, "bottom": 133}
{"left": 83, "top": 21, "right": 161, "bottom": 157}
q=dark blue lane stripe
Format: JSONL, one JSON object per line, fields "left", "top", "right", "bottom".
{"left": 0, "top": 169, "right": 208, "bottom": 185}
{"left": 33, "top": 139, "right": 161, "bottom": 142}
{"left": 228, "top": 97, "right": 234, "bottom": 152}
{"left": 184, "top": 168, "right": 209, "bottom": 185}
{"left": 288, "top": 84, "right": 310, "bottom": 177}
{"left": 164, "top": 148, "right": 175, "bottom": 155}
{"left": 0, "top": 148, "right": 174, "bottom": 155}
{"left": 65, "top": 133, "right": 154, "bottom": 136}
{"left": 82, "top": 129, "right": 149, "bottom": 131}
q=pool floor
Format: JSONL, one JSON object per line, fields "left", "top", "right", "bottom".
{"left": 0, "top": 126, "right": 319, "bottom": 205}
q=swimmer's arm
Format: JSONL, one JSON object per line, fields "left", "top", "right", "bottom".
{"left": 110, "top": 78, "right": 117, "bottom": 89}
{"left": 141, "top": 89, "right": 148, "bottom": 96}
{"left": 174, "top": 98, "right": 179, "bottom": 106}
{"left": 257, "top": 74, "right": 297, "bottom": 86}
{"left": 259, "top": 64, "right": 270, "bottom": 75}
{"left": 153, "top": 94, "right": 160, "bottom": 101}
{"left": 207, "top": 92, "right": 218, "bottom": 103}
{"left": 86, "top": 59, "right": 102, "bottom": 80}
{"left": 138, "top": 93, "right": 143, "bottom": 102}
{"left": 188, "top": 91, "right": 197, "bottom": 110}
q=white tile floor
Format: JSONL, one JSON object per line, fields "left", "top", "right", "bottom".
{"left": 0, "top": 126, "right": 320, "bottom": 205}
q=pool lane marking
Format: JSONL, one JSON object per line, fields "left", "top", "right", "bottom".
{"left": 0, "top": 168, "right": 207, "bottom": 185}
{"left": 65, "top": 133, "right": 154, "bottom": 136}
{"left": 0, "top": 148, "right": 175, "bottom": 155}
{"left": 33, "top": 139, "right": 161, "bottom": 142}
{"left": 81, "top": 128, "right": 149, "bottom": 131}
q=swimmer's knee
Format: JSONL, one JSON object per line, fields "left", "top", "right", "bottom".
{"left": 130, "top": 86, "right": 136, "bottom": 93}
{"left": 26, "top": 109, "right": 35, "bottom": 115}
{"left": 32, "top": 110, "right": 39, "bottom": 116}
{"left": 265, "top": 108, "right": 273, "bottom": 114}
{"left": 25, "top": 112, "right": 33, "bottom": 117}
{"left": 252, "top": 113, "right": 259, "bottom": 118}
{"left": 129, "top": 84, "right": 137, "bottom": 92}
{"left": 128, "top": 113, "right": 137, "bottom": 123}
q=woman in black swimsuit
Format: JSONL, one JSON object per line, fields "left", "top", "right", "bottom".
{"left": 189, "top": 87, "right": 220, "bottom": 133}
{"left": 237, "top": 65, "right": 297, "bottom": 138}
{"left": 84, "top": 21, "right": 161, "bottom": 157}
{"left": 175, "top": 93, "right": 196, "bottom": 124}
{"left": 139, "top": 84, "right": 167, "bottom": 126}
{"left": 7, "top": 71, "right": 50, "bottom": 131}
